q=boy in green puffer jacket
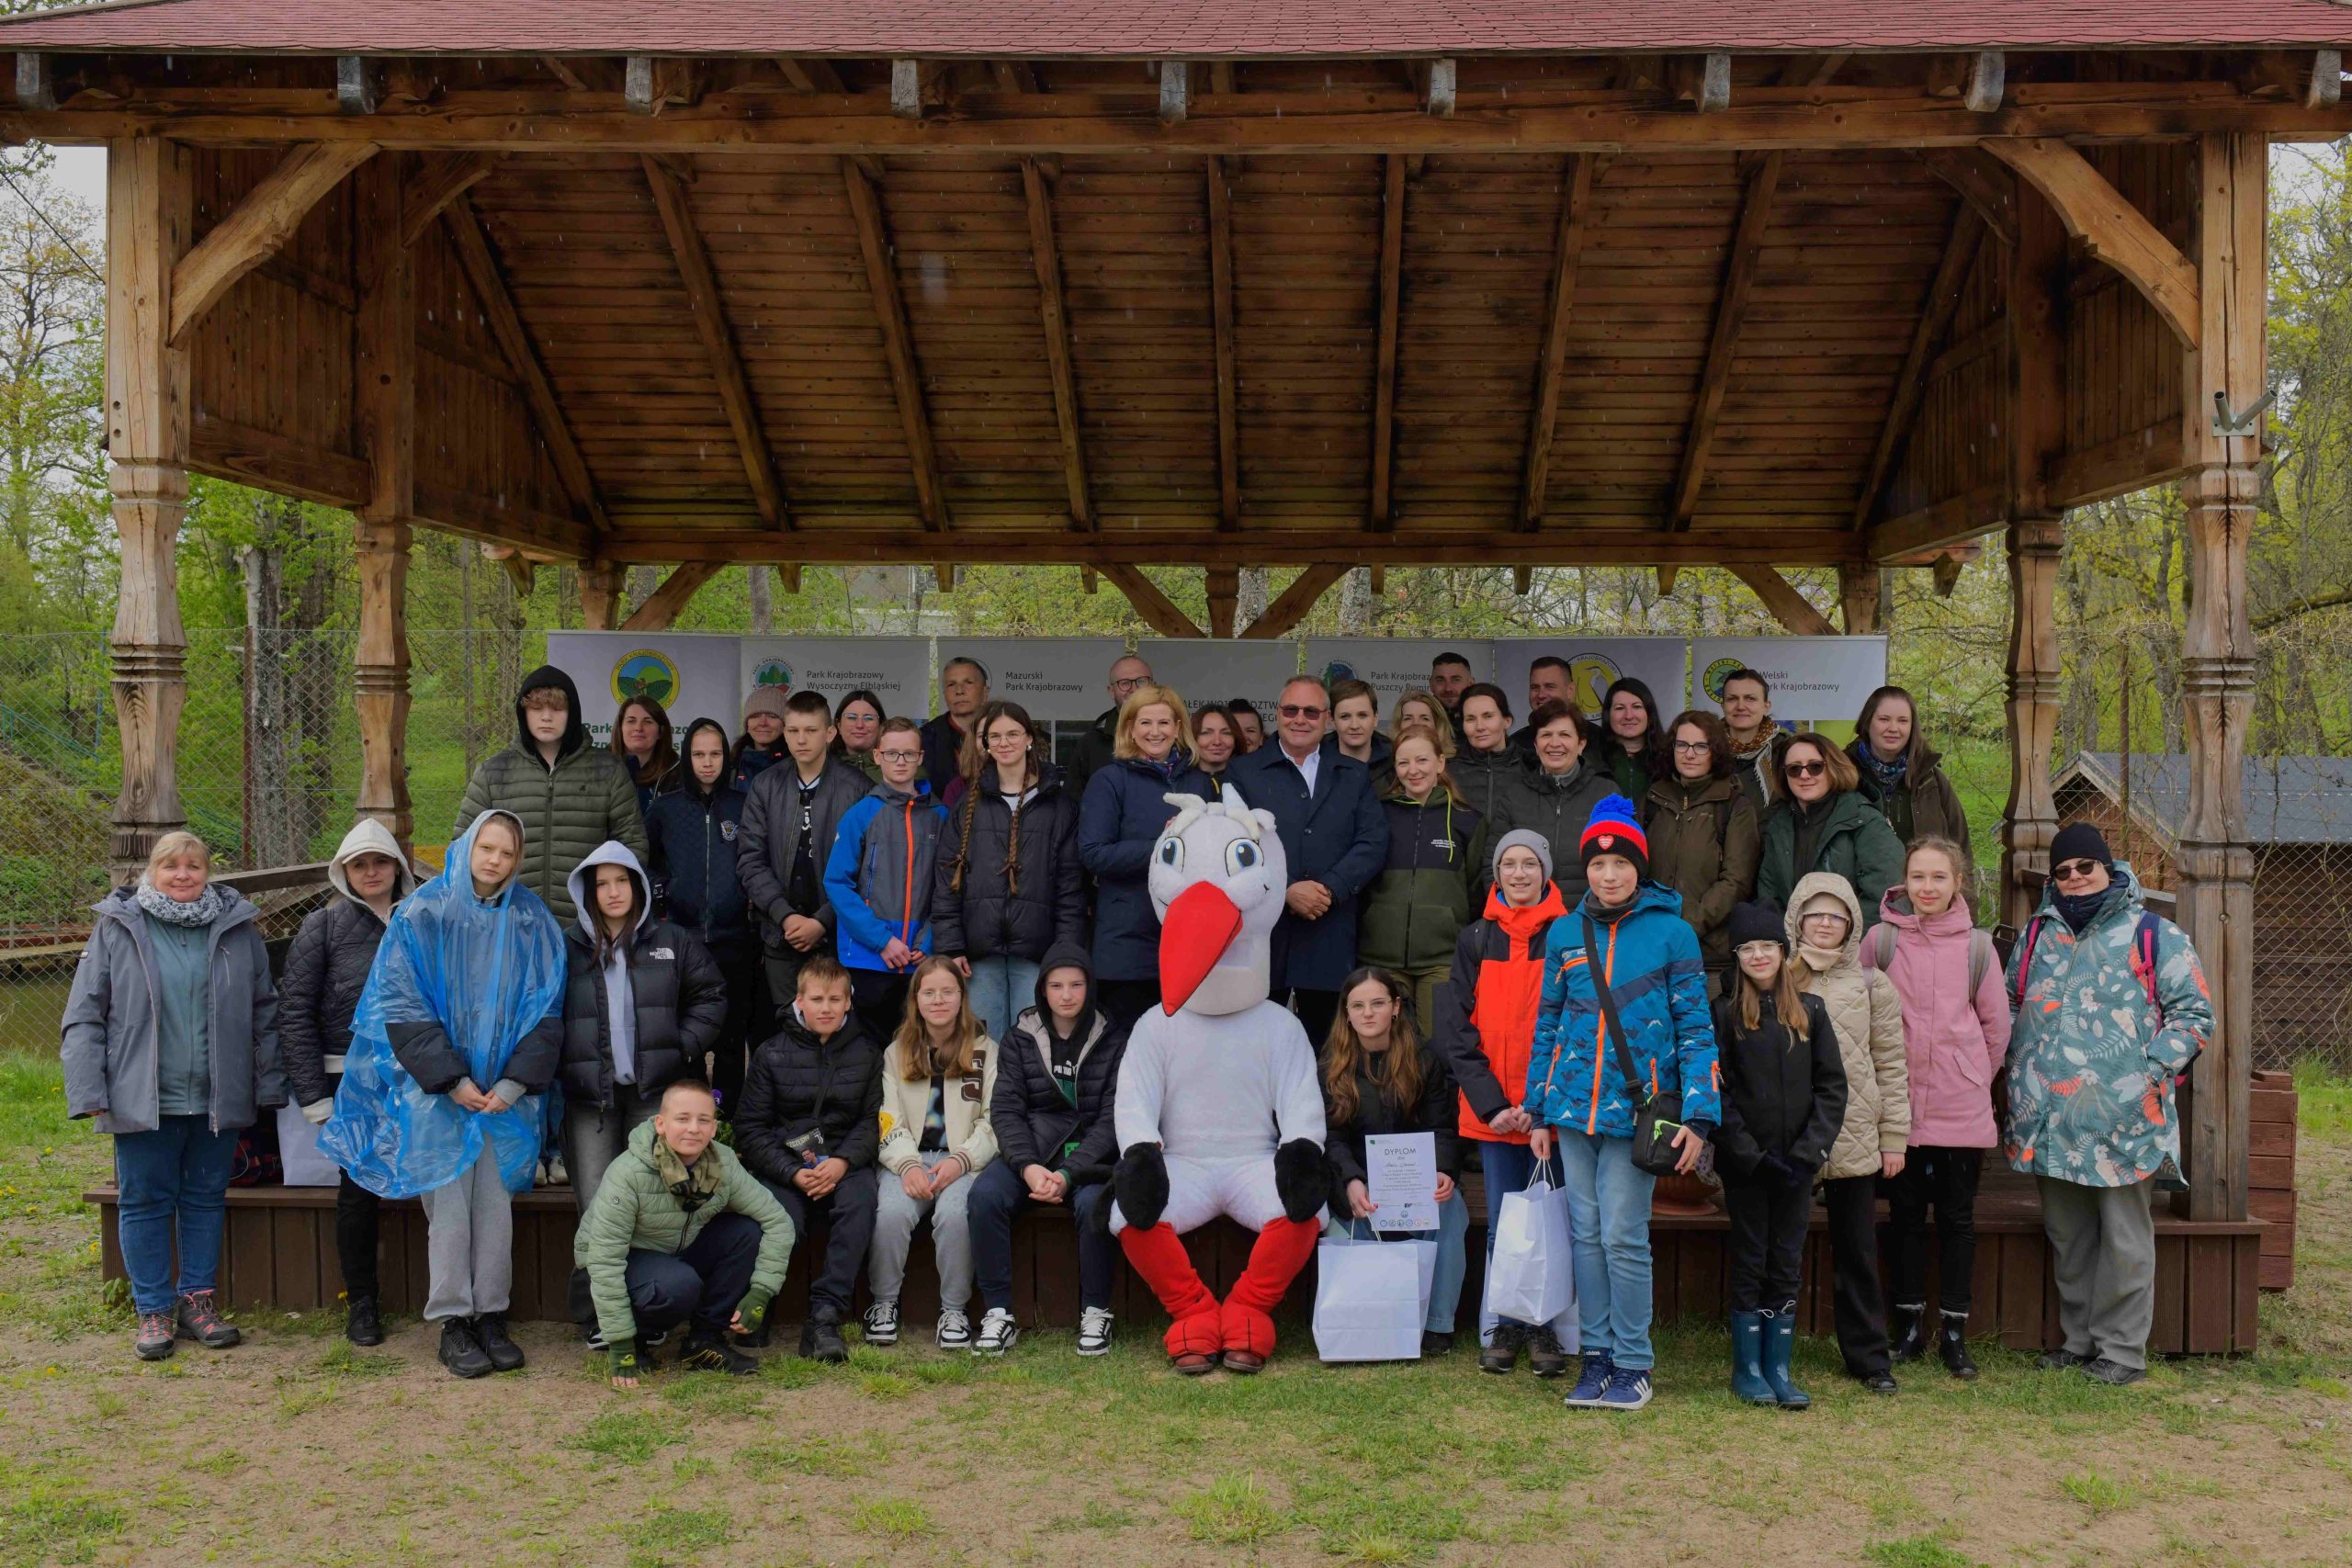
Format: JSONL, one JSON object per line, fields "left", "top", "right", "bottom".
{"left": 575, "top": 1080, "right": 797, "bottom": 1386}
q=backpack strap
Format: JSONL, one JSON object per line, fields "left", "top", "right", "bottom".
{"left": 2010, "top": 914, "right": 2045, "bottom": 1010}
{"left": 1967, "top": 929, "right": 1994, "bottom": 996}
{"left": 2131, "top": 910, "right": 2162, "bottom": 1008}
{"left": 1860, "top": 922, "right": 1897, "bottom": 972}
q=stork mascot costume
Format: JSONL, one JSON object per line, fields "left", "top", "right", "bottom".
{"left": 1111, "top": 788, "right": 1328, "bottom": 1374}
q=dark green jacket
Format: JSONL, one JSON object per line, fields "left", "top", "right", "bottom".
{"left": 1643, "top": 772, "right": 1761, "bottom": 976}
{"left": 1358, "top": 790, "right": 1482, "bottom": 976}
{"left": 454, "top": 665, "right": 647, "bottom": 925}
{"left": 1755, "top": 788, "right": 1906, "bottom": 929}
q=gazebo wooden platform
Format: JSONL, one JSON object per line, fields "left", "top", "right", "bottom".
{"left": 11, "top": 0, "right": 2337, "bottom": 1348}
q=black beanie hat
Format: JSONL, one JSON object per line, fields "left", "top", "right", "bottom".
{"left": 1728, "top": 901, "right": 1786, "bottom": 953}
{"left": 2048, "top": 821, "right": 2113, "bottom": 872}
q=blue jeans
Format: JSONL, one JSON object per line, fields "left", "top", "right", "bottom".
{"left": 1324, "top": 1188, "right": 1470, "bottom": 1334}
{"left": 114, "top": 1115, "right": 242, "bottom": 1314}
{"left": 1556, "top": 1131, "right": 1657, "bottom": 1371}
{"left": 966, "top": 954, "right": 1042, "bottom": 1043}
{"left": 1476, "top": 1140, "right": 1579, "bottom": 1346}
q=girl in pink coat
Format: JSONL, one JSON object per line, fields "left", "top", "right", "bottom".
{"left": 1864, "top": 835, "right": 2011, "bottom": 1380}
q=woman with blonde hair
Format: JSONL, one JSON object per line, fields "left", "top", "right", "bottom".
{"left": 865, "top": 956, "right": 1001, "bottom": 1349}
{"left": 63, "top": 831, "right": 284, "bottom": 1361}
{"left": 1077, "top": 682, "right": 1210, "bottom": 1029}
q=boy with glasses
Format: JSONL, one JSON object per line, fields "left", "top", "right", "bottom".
{"left": 823, "top": 717, "right": 948, "bottom": 1042}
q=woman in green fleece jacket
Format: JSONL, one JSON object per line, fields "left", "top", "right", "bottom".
{"left": 574, "top": 1080, "right": 797, "bottom": 1386}
{"left": 1355, "top": 726, "right": 1482, "bottom": 1033}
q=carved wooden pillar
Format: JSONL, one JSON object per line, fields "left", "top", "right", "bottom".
{"left": 579, "top": 564, "right": 625, "bottom": 631}
{"left": 1998, "top": 517, "right": 2064, "bottom": 929}
{"left": 355, "top": 155, "right": 415, "bottom": 848}
{"left": 105, "top": 138, "right": 193, "bottom": 881}
{"left": 1838, "top": 562, "right": 1882, "bottom": 635}
{"left": 2176, "top": 132, "right": 2266, "bottom": 1222}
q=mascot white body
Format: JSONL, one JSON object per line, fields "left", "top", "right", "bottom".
{"left": 1111, "top": 789, "right": 1327, "bottom": 1373}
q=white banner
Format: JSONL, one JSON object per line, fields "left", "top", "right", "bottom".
{"left": 1689, "top": 637, "right": 1887, "bottom": 724}
{"left": 739, "top": 637, "right": 933, "bottom": 723}
{"left": 1137, "top": 638, "right": 1303, "bottom": 722}
{"left": 1492, "top": 637, "right": 1689, "bottom": 721}
{"left": 546, "top": 632, "right": 745, "bottom": 746}
{"left": 959, "top": 637, "right": 1127, "bottom": 723}
{"left": 1304, "top": 639, "right": 1490, "bottom": 717}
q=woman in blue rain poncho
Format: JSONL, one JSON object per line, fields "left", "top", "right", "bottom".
{"left": 322, "top": 809, "right": 565, "bottom": 1380}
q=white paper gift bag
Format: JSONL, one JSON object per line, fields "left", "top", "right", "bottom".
{"left": 1313, "top": 1233, "right": 1428, "bottom": 1362}
{"left": 1483, "top": 1172, "right": 1574, "bottom": 1328}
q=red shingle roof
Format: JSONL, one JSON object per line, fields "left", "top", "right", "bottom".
{"left": 5, "top": 0, "right": 2352, "bottom": 56}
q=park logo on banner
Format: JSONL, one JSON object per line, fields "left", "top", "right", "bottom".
{"left": 611, "top": 649, "right": 684, "bottom": 708}
{"left": 748, "top": 656, "right": 796, "bottom": 692}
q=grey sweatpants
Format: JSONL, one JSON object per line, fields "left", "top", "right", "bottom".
{"left": 2037, "top": 1174, "right": 2156, "bottom": 1371}
{"left": 419, "top": 1147, "right": 513, "bottom": 1323}
{"left": 867, "top": 1150, "right": 977, "bottom": 1312}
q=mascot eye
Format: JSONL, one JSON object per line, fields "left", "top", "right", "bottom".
{"left": 1225, "top": 840, "right": 1260, "bottom": 875}
{"left": 1156, "top": 836, "right": 1184, "bottom": 869}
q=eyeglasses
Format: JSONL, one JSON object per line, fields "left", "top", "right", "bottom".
{"left": 1278, "top": 704, "right": 1327, "bottom": 719}
{"left": 2052, "top": 857, "right": 2104, "bottom": 882}
{"left": 1672, "top": 739, "right": 1713, "bottom": 755}
{"left": 876, "top": 748, "right": 922, "bottom": 763}
{"left": 1783, "top": 760, "right": 1827, "bottom": 779}
{"left": 1111, "top": 676, "right": 1147, "bottom": 694}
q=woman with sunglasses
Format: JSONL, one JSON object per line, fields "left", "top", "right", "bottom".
{"left": 1643, "top": 710, "right": 1759, "bottom": 997}
{"left": 1754, "top": 733, "right": 1905, "bottom": 929}
{"left": 2004, "top": 823, "right": 2211, "bottom": 1387}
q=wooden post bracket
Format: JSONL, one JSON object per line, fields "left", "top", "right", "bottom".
{"left": 169, "top": 142, "right": 376, "bottom": 346}
{"left": 1981, "top": 137, "right": 2200, "bottom": 350}
{"left": 1099, "top": 564, "right": 1203, "bottom": 638}
{"left": 1728, "top": 563, "right": 1837, "bottom": 636}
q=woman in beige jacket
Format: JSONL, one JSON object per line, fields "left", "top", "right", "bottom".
{"left": 1785, "top": 871, "right": 1909, "bottom": 1393}
{"left": 865, "top": 956, "right": 1001, "bottom": 1350}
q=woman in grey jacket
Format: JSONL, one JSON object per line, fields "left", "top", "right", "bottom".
{"left": 61, "top": 831, "right": 284, "bottom": 1362}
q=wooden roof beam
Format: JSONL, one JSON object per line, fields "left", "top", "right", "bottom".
{"left": 1982, "top": 136, "right": 2199, "bottom": 348}
{"left": 1206, "top": 155, "right": 1240, "bottom": 530}
{"left": 480, "top": 543, "right": 537, "bottom": 597}
{"left": 642, "top": 154, "right": 789, "bottom": 531}
{"left": 1728, "top": 563, "right": 1838, "bottom": 636}
{"left": 168, "top": 141, "right": 375, "bottom": 346}
{"left": 1853, "top": 206, "right": 1984, "bottom": 529}
{"left": 1245, "top": 564, "right": 1349, "bottom": 640}
{"left": 400, "top": 152, "right": 502, "bottom": 246}
{"left": 1368, "top": 152, "right": 1406, "bottom": 531}
{"left": 617, "top": 562, "right": 721, "bottom": 632}
{"left": 1520, "top": 153, "right": 1594, "bottom": 529}
{"left": 777, "top": 57, "right": 847, "bottom": 95}
{"left": 842, "top": 159, "right": 946, "bottom": 530}
{"left": 1099, "top": 564, "right": 1203, "bottom": 638}
{"left": 1918, "top": 146, "right": 2018, "bottom": 249}
{"left": 440, "top": 194, "right": 608, "bottom": 533}
{"left": 1668, "top": 151, "right": 1782, "bottom": 530}
{"left": 1020, "top": 155, "right": 1091, "bottom": 531}
{"left": 1205, "top": 564, "right": 1239, "bottom": 638}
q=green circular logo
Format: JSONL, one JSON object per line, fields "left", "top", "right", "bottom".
{"left": 611, "top": 649, "right": 680, "bottom": 707}
{"left": 752, "top": 659, "right": 795, "bottom": 692}
{"left": 1701, "top": 656, "right": 1749, "bottom": 704}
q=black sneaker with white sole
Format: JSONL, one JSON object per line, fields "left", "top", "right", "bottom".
{"left": 1076, "top": 1307, "right": 1114, "bottom": 1357}
{"left": 972, "top": 1308, "right": 1019, "bottom": 1355}
{"left": 935, "top": 1309, "right": 971, "bottom": 1349}
{"left": 862, "top": 1300, "right": 900, "bottom": 1346}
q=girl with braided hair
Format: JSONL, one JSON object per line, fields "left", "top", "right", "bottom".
{"left": 932, "top": 701, "right": 1087, "bottom": 1041}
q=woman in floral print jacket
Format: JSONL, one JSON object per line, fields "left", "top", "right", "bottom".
{"left": 2004, "top": 824, "right": 2211, "bottom": 1387}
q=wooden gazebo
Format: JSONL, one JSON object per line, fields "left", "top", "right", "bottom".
{"left": 7, "top": 0, "right": 2340, "bottom": 1341}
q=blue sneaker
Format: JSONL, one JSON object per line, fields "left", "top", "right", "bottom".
{"left": 1598, "top": 1366, "right": 1653, "bottom": 1411}
{"left": 1563, "top": 1353, "right": 1612, "bottom": 1407}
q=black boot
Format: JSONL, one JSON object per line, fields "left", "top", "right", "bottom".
{"left": 438, "top": 1318, "right": 492, "bottom": 1379}
{"left": 1887, "top": 1303, "right": 1928, "bottom": 1364}
{"left": 345, "top": 1295, "right": 384, "bottom": 1348}
{"left": 800, "top": 1305, "right": 848, "bottom": 1364}
{"left": 474, "top": 1312, "right": 526, "bottom": 1372}
{"left": 1938, "top": 1312, "right": 1979, "bottom": 1381}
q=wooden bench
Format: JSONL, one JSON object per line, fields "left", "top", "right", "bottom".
{"left": 86, "top": 1161, "right": 2268, "bottom": 1352}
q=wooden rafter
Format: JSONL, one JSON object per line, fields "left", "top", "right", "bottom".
{"left": 842, "top": 158, "right": 946, "bottom": 529}
{"left": 1020, "top": 156, "right": 1092, "bottom": 530}
{"left": 1982, "top": 137, "right": 2200, "bottom": 348}
{"left": 1368, "top": 153, "right": 1407, "bottom": 530}
{"left": 1667, "top": 152, "right": 1781, "bottom": 529}
{"left": 618, "top": 562, "right": 722, "bottom": 631}
{"left": 1206, "top": 155, "right": 1240, "bottom": 530}
{"left": 1099, "top": 563, "right": 1204, "bottom": 638}
{"left": 1728, "top": 563, "right": 1837, "bottom": 636}
{"left": 440, "top": 194, "right": 608, "bottom": 533}
{"left": 641, "top": 153, "right": 789, "bottom": 531}
{"left": 1853, "top": 206, "right": 1984, "bottom": 529}
{"left": 1917, "top": 147, "right": 2018, "bottom": 249}
{"left": 401, "top": 152, "right": 502, "bottom": 245}
{"left": 1519, "top": 153, "right": 1594, "bottom": 529}
{"left": 1244, "top": 564, "right": 1350, "bottom": 640}
{"left": 777, "top": 57, "right": 846, "bottom": 94}
{"left": 168, "top": 141, "right": 376, "bottom": 345}
{"left": 1205, "top": 564, "right": 1240, "bottom": 638}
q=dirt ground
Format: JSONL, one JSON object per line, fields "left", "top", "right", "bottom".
{"left": 1, "top": 1058, "right": 2347, "bottom": 1568}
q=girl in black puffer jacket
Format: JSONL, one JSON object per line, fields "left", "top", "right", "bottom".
{"left": 558, "top": 840, "right": 727, "bottom": 1216}
{"left": 280, "top": 818, "right": 414, "bottom": 1347}
{"left": 933, "top": 701, "right": 1087, "bottom": 1043}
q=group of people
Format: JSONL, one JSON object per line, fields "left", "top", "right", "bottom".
{"left": 58, "top": 645, "right": 2211, "bottom": 1409}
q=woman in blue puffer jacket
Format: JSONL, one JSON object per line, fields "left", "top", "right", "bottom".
{"left": 1076, "top": 682, "right": 1211, "bottom": 1032}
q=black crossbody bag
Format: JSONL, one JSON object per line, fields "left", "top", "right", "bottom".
{"left": 1582, "top": 914, "right": 1686, "bottom": 1178}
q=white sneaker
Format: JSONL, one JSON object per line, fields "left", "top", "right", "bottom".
{"left": 862, "top": 1300, "right": 900, "bottom": 1346}
{"left": 973, "top": 1308, "right": 1019, "bottom": 1356}
{"left": 1076, "top": 1306, "right": 1114, "bottom": 1357}
{"left": 544, "top": 1155, "right": 570, "bottom": 1187}
{"left": 936, "top": 1309, "right": 971, "bottom": 1349}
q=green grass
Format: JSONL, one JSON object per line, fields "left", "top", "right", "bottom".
{"left": 1865, "top": 1537, "right": 1984, "bottom": 1568}
{"left": 0, "top": 1456, "right": 129, "bottom": 1565}
{"left": 1176, "top": 1473, "right": 1287, "bottom": 1546}
{"left": 2295, "top": 1061, "right": 2352, "bottom": 1137}
{"left": 844, "top": 1497, "right": 937, "bottom": 1541}
{"left": 564, "top": 1410, "right": 686, "bottom": 1467}
{"left": 2060, "top": 1469, "right": 2136, "bottom": 1516}
{"left": 620, "top": 1505, "right": 735, "bottom": 1568}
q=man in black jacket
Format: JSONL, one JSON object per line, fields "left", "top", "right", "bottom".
{"left": 967, "top": 942, "right": 1126, "bottom": 1356}
{"left": 919, "top": 655, "right": 990, "bottom": 795}
{"left": 737, "top": 691, "right": 868, "bottom": 1023}
{"left": 731, "top": 956, "right": 886, "bottom": 1361}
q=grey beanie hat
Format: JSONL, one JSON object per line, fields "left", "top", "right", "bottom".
{"left": 742, "top": 683, "right": 792, "bottom": 724}
{"left": 1491, "top": 828, "right": 1555, "bottom": 886}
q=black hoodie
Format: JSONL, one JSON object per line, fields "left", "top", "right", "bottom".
{"left": 989, "top": 941, "right": 1126, "bottom": 1180}
{"left": 453, "top": 663, "right": 647, "bottom": 923}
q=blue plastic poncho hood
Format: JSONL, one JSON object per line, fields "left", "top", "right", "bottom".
{"left": 321, "top": 810, "right": 567, "bottom": 1198}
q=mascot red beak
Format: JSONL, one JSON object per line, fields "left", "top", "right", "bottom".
{"left": 1159, "top": 880, "right": 1242, "bottom": 1014}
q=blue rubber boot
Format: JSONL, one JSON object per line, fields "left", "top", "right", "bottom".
{"left": 1760, "top": 1305, "right": 1810, "bottom": 1410}
{"left": 1731, "top": 1310, "right": 1774, "bottom": 1404}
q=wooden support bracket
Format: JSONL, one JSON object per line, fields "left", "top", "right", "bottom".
{"left": 401, "top": 153, "right": 503, "bottom": 246}
{"left": 1728, "top": 563, "right": 1838, "bottom": 636}
{"left": 1244, "top": 565, "right": 1349, "bottom": 640}
{"left": 619, "top": 562, "right": 721, "bottom": 631}
{"left": 1100, "top": 564, "right": 1203, "bottom": 638}
{"left": 169, "top": 142, "right": 376, "bottom": 345}
{"left": 1982, "top": 137, "right": 2200, "bottom": 349}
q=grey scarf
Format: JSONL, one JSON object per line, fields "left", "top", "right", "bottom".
{"left": 134, "top": 878, "right": 229, "bottom": 928}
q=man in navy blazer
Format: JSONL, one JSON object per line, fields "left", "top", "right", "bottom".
{"left": 1224, "top": 674, "right": 1389, "bottom": 1047}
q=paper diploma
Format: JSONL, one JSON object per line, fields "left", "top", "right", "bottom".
{"left": 1364, "top": 1132, "right": 1439, "bottom": 1232}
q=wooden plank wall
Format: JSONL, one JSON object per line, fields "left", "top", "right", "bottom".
{"left": 1882, "top": 227, "right": 2007, "bottom": 524}
{"left": 2063, "top": 142, "right": 2193, "bottom": 499}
